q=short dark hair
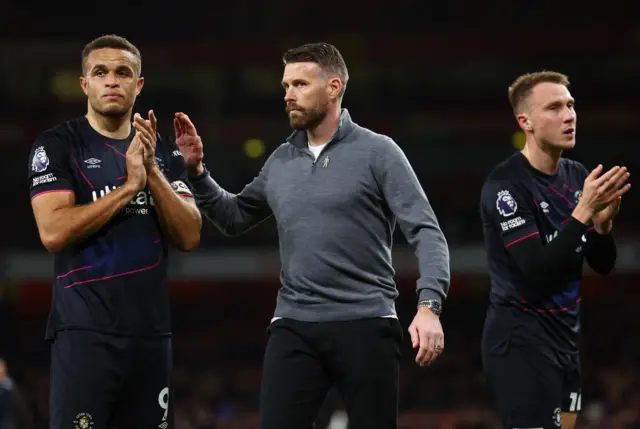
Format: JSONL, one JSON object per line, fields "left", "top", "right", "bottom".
{"left": 508, "top": 71, "right": 570, "bottom": 114}
{"left": 282, "top": 42, "right": 349, "bottom": 99}
{"left": 82, "top": 34, "right": 142, "bottom": 75}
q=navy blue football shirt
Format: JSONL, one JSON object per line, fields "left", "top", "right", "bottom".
{"left": 480, "top": 152, "right": 594, "bottom": 354}
{"left": 28, "top": 116, "right": 193, "bottom": 339}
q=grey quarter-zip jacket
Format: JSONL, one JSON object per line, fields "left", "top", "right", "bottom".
{"left": 188, "top": 109, "right": 450, "bottom": 322}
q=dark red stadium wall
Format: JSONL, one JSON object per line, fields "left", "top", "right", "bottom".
{"left": 15, "top": 274, "right": 636, "bottom": 318}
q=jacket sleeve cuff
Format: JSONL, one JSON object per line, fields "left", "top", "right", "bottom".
{"left": 418, "top": 288, "right": 442, "bottom": 304}
{"left": 188, "top": 166, "right": 210, "bottom": 184}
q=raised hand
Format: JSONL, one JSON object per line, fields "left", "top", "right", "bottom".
{"left": 125, "top": 134, "right": 147, "bottom": 191}
{"left": 173, "top": 112, "right": 204, "bottom": 177}
{"left": 133, "top": 110, "right": 157, "bottom": 171}
{"left": 592, "top": 196, "right": 623, "bottom": 234}
{"left": 573, "top": 165, "right": 630, "bottom": 225}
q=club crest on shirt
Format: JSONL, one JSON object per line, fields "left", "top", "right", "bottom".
{"left": 574, "top": 190, "right": 583, "bottom": 204}
{"left": 73, "top": 412, "right": 94, "bottom": 429}
{"left": 31, "top": 146, "right": 49, "bottom": 173}
{"left": 496, "top": 190, "right": 517, "bottom": 217}
{"left": 553, "top": 407, "right": 562, "bottom": 427}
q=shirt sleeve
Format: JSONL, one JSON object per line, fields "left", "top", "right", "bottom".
{"left": 583, "top": 230, "right": 617, "bottom": 274}
{"left": 188, "top": 147, "right": 276, "bottom": 237}
{"left": 28, "top": 132, "right": 75, "bottom": 201}
{"left": 481, "top": 178, "right": 540, "bottom": 248}
{"left": 572, "top": 162, "right": 617, "bottom": 275}
{"left": 373, "top": 138, "right": 450, "bottom": 303}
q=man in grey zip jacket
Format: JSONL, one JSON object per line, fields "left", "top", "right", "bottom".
{"left": 174, "top": 42, "right": 450, "bottom": 429}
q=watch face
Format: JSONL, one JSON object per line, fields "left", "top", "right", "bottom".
{"left": 428, "top": 302, "right": 441, "bottom": 314}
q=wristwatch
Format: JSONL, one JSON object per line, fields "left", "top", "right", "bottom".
{"left": 417, "top": 299, "right": 442, "bottom": 316}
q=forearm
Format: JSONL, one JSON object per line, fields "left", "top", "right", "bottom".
{"left": 188, "top": 170, "right": 267, "bottom": 236}
{"left": 375, "top": 139, "right": 451, "bottom": 302}
{"left": 392, "top": 186, "right": 450, "bottom": 303}
{"left": 414, "top": 224, "right": 451, "bottom": 303}
{"left": 584, "top": 229, "right": 617, "bottom": 275}
{"left": 508, "top": 217, "right": 588, "bottom": 294}
{"left": 379, "top": 167, "right": 450, "bottom": 302}
{"left": 147, "top": 166, "right": 201, "bottom": 251}
{"left": 40, "top": 185, "right": 137, "bottom": 252}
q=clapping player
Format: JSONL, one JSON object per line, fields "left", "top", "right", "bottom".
{"left": 28, "top": 35, "right": 201, "bottom": 429}
{"left": 480, "top": 71, "right": 630, "bottom": 429}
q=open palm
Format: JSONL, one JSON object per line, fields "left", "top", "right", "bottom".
{"left": 593, "top": 197, "right": 621, "bottom": 224}
{"left": 174, "top": 112, "right": 203, "bottom": 168}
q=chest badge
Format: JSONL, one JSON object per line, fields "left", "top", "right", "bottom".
{"left": 574, "top": 190, "right": 583, "bottom": 204}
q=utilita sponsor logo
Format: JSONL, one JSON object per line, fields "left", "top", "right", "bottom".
{"left": 92, "top": 185, "right": 154, "bottom": 215}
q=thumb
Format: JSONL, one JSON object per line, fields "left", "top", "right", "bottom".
{"left": 173, "top": 118, "right": 182, "bottom": 140}
{"left": 127, "top": 135, "right": 138, "bottom": 152}
{"left": 408, "top": 324, "right": 419, "bottom": 348}
{"left": 613, "top": 196, "right": 622, "bottom": 212}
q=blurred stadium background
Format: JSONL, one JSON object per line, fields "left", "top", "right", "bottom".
{"left": 1, "top": 2, "right": 639, "bottom": 428}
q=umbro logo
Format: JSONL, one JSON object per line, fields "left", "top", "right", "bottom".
{"left": 84, "top": 158, "right": 101, "bottom": 168}
{"left": 540, "top": 201, "right": 550, "bottom": 214}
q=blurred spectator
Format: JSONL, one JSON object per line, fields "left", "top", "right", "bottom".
{"left": 0, "top": 359, "right": 33, "bottom": 429}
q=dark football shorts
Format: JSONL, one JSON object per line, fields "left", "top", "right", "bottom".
{"left": 49, "top": 330, "right": 173, "bottom": 429}
{"left": 482, "top": 341, "right": 582, "bottom": 429}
